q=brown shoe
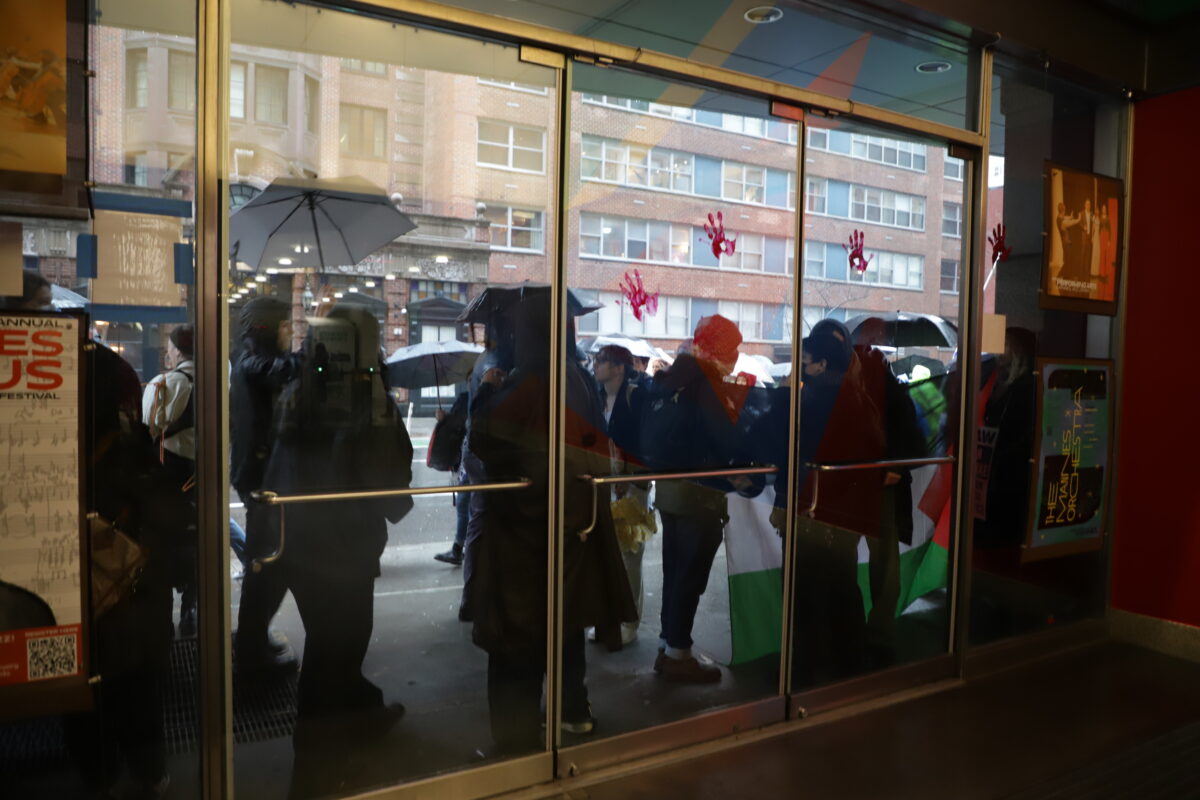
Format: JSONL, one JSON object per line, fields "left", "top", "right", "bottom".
{"left": 656, "top": 654, "right": 721, "bottom": 683}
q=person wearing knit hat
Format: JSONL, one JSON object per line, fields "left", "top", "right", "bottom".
{"left": 691, "top": 314, "right": 742, "bottom": 375}
{"left": 641, "top": 314, "right": 751, "bottom": 683}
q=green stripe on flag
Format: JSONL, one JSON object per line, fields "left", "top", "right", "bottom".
{"left": 728, "top": 567, "right": 782, "bottom": 664}
{"left": 856, "top": 540, "right": 950, "bottom": 618}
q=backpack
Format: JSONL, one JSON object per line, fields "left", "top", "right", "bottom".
{"left": 163, "top": 367, "right": 194, "bottom": 438}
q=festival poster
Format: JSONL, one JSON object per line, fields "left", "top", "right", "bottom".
{"left": 1023, "top": 359, "right": 1111, "bottom": 562}
{"left": 0, "top": 312, "right": 85, "bottom": 686}
{"left": 1041, "top": 162, "right": 1123, "bottom": 316}
{"left": 0, "top": 0, "right": 68, "bottom": 176}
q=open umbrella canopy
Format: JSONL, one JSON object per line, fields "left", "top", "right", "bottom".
{"left": 734, "top": 352, "right": 774, "bottom": 385}
{"left": 586, "top": 333, "right": 659, "bottom": 360}
{"left": 458, "top": 283, "right": 602, "bottom": 323}
{"left": 384, "top": 339, "right": 483, "bottom": 389}
{"left": 50, "top": 284, "right": 87, "bottom": 309}
{"left": 844, "top": 312, "right": 958, "bottom": 350}
{"left": 229, "top": 176, "right": 416, "bottom": 272}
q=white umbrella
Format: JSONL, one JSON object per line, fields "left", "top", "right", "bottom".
{"left": 587, "top": 333, "right": 658, "bottom": 360}
{"left": 768, "top": 362, "right": 792, "bottom": 379}
{"left": 384, "top": 339, "right": 483, "bottom": 389}
{"left": 734, "top": 352, "right": 773, "bottom": 384}
{"left": 51, "top": 284, "right": 87, "bottom": 309}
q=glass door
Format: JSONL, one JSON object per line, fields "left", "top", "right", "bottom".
{"left": 224, "top": 1, "right": 559, "bottom": 795}
{"left": 791, "top": 115, "right": 970, "bottom": 703}
{"left": 557, "top": 64, "right": 799, "bottom": 770}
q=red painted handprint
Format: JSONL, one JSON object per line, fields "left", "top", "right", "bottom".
{"left": 989, "top": 223, "right": 1012, "bottom": 264}
{"left": 842, "top": 229, "right": 873, "bottom": 273}
{"left": 618, "top": 269, "right": 660, "bottom": 322}
{"left": 702, "top": 211, "right": 737, "bottom": 259}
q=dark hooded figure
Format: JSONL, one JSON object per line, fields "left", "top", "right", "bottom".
{"left": 230, "top": 296, "right": 298, "bottom": 671}
{"left": 467, "top": 291, "right": 635, "bottom": 753}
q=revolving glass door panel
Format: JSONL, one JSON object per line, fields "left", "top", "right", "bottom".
{"left": 558, "top": 64, "right": 799, "bottom": 753}
{"left": 225, "top": 1, "right": 558, "bottom": 795}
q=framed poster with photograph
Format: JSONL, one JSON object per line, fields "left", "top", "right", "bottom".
{"left": 1042, "top": 162, "right": 1123, "bottom": 315}
{"left": 1023, "top": 358, "right": 1112, "bottom": 562}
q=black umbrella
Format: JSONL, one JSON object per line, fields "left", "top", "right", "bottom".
{"left": 384, "top": 340, "right": 483, "bottom": 390}
{"left": 458, "top": 283, "right": 602, "bottom": 323}
{"left": 845, "top": 312, "right": 958, "bottom": 350}
{"left": 229, "top": 176, "right": 416, "bottom": 271}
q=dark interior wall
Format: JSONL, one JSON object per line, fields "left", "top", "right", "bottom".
{"left": 1111, "top": 85, "right": 1200, "bottom": 628}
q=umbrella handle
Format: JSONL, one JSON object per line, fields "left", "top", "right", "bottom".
{"left": 434, "top": 356, "right": 443, "bottom": 411}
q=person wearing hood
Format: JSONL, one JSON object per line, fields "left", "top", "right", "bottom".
{"left": 230, "top": 296, "right": 298, "bottom": 672}
{"left": 467, "top": 290, "right": 635, "bottom": 753}
{"left": 642, "top": 314, "right": 752, "bottom": 683}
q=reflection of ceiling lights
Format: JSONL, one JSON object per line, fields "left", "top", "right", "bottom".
{"left": 334, "top": 292, "right": 345, "bottom": 299}
{"left": 365, "top": 280, "right": 376, "bottom": 288}
{"left": 255, "top": 275, "right": 267, "bottom": 282}
{"left": 321, "top": 296, "right": 332, "bottom": 303}
{"left": 743, "top": 6, "right": 783, "bottom": 23}
{"left": 277, "top": 258, "right": 292, "bottom": 266}
{"left": 915, "top": 60, "right": 952, "bottom": 74}
{"left": 435, "top": 255, "right": 449, "bottom": 264}
{"left": 266, "top": 268, "right": 279, "bottom": 275}
{"left": 408, "top": 266, "right": 421, "bottom": 273}
{"left": 384, "top": 273, "right": 396, "bottom": 280}
{"left": 348, "top": 286, "right": 359, "bottom": 293}
{"left": 602, "top": 227, "right": 612, "bottom": 234}
{"left": 244, "top": 280, "right": 255, "bottom": 288}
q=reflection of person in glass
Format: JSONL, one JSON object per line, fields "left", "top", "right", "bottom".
{"left": 230, "top": 297, "right": 298, "bottom": 672}
{"left": 793, "top": 330, "right": 885, "bottom": 686}
{"left": 467, "top": 291, "right": 634, "bottom": 752}
{"left": 264, "top": 305, "right": 413, "bottom": 738}
{"left": 644, "top": 314, "right": 748, "bottom": 683}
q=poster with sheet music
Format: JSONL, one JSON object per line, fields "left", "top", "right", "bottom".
{"left": 0, "top": 311, "right": 86, "bottom": 691}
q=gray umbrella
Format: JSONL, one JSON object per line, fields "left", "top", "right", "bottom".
{"left": 384, "top": 339, "right": 483, "bottom": 389}
{"left": 229, "top": 176, "right": 416, "bottom": 271}
{"left": 844, "top": 312, "right": 958, "bottom": 349}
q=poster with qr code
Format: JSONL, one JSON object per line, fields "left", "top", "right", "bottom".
{"left": 0, "top": 312, "right": 84, "bottom": 685}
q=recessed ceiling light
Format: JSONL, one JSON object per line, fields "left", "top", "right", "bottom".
{"left": 384, "top": 273, "right": 396, "bottom": 280}
{"left": 277, "top": 258, "right": 292, "bottom": 266}
{"left": 744, "top": 6, "right": 783, "bottom": 24}
{"left": 915, "top": 60, "right": 952, "bottom": 74}
{"left": 435, "top": 255, "right": 449, "bottom": 264}
{"left": 334, "top": 292, "right": 345, "bottom": 299}
{"left": 408, "top": 266, "right": 421, "bottom": 273}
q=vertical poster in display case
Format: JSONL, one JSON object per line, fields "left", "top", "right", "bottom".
{"left": 1042, "top": 162, "right": 1123, "bottom": 315}
{"left": 1024, "top": 358, "right": 1112, "bottom": 562}
{"left": 0, "top": 310, "right": 90, "bottom": 716}
{"left": 0, "top": 0, "right": 67, "bottom": 178}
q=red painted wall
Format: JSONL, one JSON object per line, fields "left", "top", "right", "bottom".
{"left": 1111, "top": 86, "right": 1200, "bottom": 628}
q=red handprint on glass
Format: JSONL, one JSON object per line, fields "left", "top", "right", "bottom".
{"left": 989, "top": 223, "right": 1012, "bottom": 264}
{"left": 618, "top": 269, "right": 659, "bottom": 322}
{"left": 842, "top": 229, "right": 873, "bottom": 273}
{"left": 702, "top": 211, "right": 737, "bottom": 259}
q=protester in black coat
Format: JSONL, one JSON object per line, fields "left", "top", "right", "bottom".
{"left": 229, "top": 297, "right": 298, "bottom": 671}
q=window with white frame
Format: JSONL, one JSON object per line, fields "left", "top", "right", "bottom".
{"left": 849, "top": 134, "right": 927, "bottom": 171}
{"left": 305, "top": 76, "right": 319, "bottom": 134}
{"left": 579, "top": 94, "right": 797, "bottom": 143}
{"left": 807, "top": 127, "right": 829, "bottom": 151}
{"left": 787, "top": 172, "right": 797, "bottom": 210}
{"left": 477, "top": 78, "right": 548, "bottom": 94}
{"left": 595, "top": 291, "right": 690, "bottom": 338}
{"left": 941, "top": 259, "right": 960, "bottom": 293}
{"left": 168, "top": 51, "right": 195, "bottom": 112}
{"left": 804, "top": 240, "right": 826, "bottom": 277}
{"left": 944, "top": 156, "right": 964, "bottom": 180}
{"left": 125, "top": 152, "right": 150, "bottom": 187}
{"left": 723, "top": 163, "right": 765, "bottom": 204}
{"left": 340, "top": 105, "right": 385, "bottom": 158}
{"left": 806, "top": 177, "right": 828, "bottom": 214}
{"left": 721, "top": 232, "right": 763, "bottom": 271}
{"left": 850, "top": 186, "right": 926, "bottom": 230}
{"left": 848, "top": 250, "right": 924, "bottom": 289}
{"left": 649, "top": 149, "right": 693, "bottom": 192}
{"left": 482, "top": 205, "right": 544, "bottom": 251}
{"left": 341, "top": 58, "right": 386, "bottom": 75}
{"left": 718, "top": 300, "right": 762, "bottom": 340}
{"left": 477, "top": 120, "right": 545, "bottom": 172}
{"left": 255, "top": 65, "right": 288, "bottom": 125}
{"left": 230, "top": 62, "right": 246, "bottom": 119}
{"left": 126, "top": 49, "right": 148, "bottom": 109}
{"left": 786, "top": 238, "right": 795, "bottom": 274}
{"left": 942, "top": 201, "right": 962, "bottom": 237}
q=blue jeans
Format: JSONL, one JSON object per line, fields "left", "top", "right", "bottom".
{"left": 659, "top": 510, "right": 725, "bottom": 651}
{"left": 230, "top": 517, "right": 250, "bottom": 569}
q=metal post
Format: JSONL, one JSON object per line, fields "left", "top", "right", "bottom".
{"left": 949, "top": 42, "right": 994, "bottom": 675}
{"left": 195, "top": 0, "right": 232, "bottom": 795}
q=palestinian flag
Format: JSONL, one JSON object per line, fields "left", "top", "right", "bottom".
{"left": 724, "top": 486, "right": 784, "bottom": 665}
{"left": 856, "top": 463, "right": 953, "bottom": 617}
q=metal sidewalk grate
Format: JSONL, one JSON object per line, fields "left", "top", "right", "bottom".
{"left": 0, "top": 638, "right": 299, "bottom": 771}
